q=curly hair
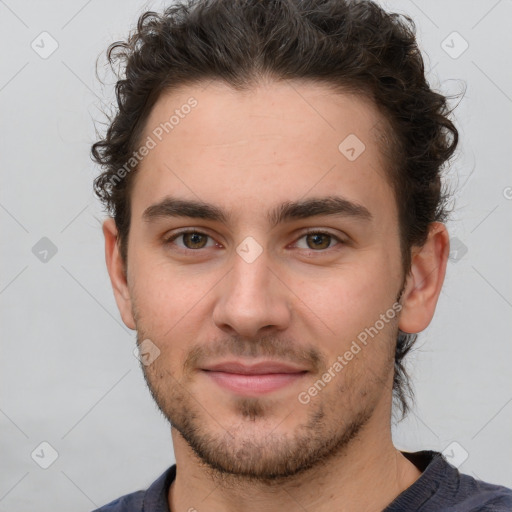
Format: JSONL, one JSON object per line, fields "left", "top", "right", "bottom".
{"left": 91, "top": 0, "right": 458, "bottom": 420}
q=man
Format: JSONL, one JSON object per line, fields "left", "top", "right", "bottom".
{"left": 91, "top": 0, "right": 512, "bottom": 510}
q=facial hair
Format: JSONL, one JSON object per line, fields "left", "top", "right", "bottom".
{"left": 135, "top": 325, "right": 396, "bottom": 484}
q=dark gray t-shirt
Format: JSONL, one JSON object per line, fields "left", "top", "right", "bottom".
{"left": 93, "top": 450, "right": 512, "bottom": 511}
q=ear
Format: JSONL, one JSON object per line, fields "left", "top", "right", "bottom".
{"left": 103, "top": 218, "right": 136, "bottom": 330}
{"left": 398, "top": 222, "right": 449, "bottom": 334}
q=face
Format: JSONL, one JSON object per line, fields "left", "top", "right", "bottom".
{"left": 106, "top": 79, "right": 430, "bottom": 481}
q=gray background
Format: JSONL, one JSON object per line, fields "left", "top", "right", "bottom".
{"left": 1, "top": 0, "right": 511, "bottom": 510}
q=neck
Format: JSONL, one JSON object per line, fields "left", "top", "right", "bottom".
{"left": 168, "top": 406, "right": 422, "bottom": 512}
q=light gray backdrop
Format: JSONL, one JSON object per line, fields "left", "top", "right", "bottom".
{"left": 1, "top": 0, "right": 511, "bottom": 510}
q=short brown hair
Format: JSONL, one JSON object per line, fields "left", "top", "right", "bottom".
{"left": 91, "top": 0, "right": 459, "bottom": 419}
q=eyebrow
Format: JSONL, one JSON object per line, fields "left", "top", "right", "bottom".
{"left": 142, "top": 195, "right": 372, "bottom": 228}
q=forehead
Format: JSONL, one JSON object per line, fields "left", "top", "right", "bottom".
{"left": 130, "top": 79, "right": 396, "bottom": 227}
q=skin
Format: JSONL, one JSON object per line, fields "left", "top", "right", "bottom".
{"left": 103, "top": 79, "right": 449, "bottom": 512}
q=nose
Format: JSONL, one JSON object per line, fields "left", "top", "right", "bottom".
{"left": 212, "top": 246, "right": 292, "bottom": 339}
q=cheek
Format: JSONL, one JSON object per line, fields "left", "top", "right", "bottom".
{"left": 321, "top": 262, "right": 392, "bottom": 316}
{"left": 128, "top": 253, "right": 187, "bottom": 333}
{"left": 300, "top": 258, "right": 399, "bottom": 356}
{"left": 128, "top": 252, "right": 220, "bottom": 355}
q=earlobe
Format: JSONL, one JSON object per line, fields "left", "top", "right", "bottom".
{"left": 398, "top": 222, "right": 449, "bottom": 334}
{"left": 103, "top": 218, "right": 136, "bottom": 330}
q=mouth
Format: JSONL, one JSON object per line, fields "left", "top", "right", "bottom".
{"left": 201, "top": 360, "right": 309, "bottom": 395}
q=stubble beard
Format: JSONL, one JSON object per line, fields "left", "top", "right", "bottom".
{"left": 136, "top": 329, "right": 394, "bottom": 484}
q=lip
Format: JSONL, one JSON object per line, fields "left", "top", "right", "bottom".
{"left": 202, "top": 360, "right": 308, "bottom": 375}
{"left": 201, "top": 360, "right": 309, "bottom": 395}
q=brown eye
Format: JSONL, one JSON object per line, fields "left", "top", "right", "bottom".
{"left": 182, "top": 232, "right": 208, "bottom": 249}
{"left": 306, "top": 233, "right": 331, "bottom": 249}
{"left": 166, "top": 231, "right": 214, "bottom": 250}
{"left": 293, "top": 231, "right": 344, "bottom": 252}
{"left": 305, "top": 233, "right": 332, "bottom": 250}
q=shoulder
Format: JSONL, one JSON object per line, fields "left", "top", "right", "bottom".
{"left": 454, "top": 471, "right": 512, "bottom": 511}
{"left": 91, "top": 490, "right": 144, "bottom": 511}
{"left": 433, "top": 452, "right": 512, "bottom": 511}
{"left": 91, "top": 465, "right": 176, "bottom": 512}
{"left": 393, "top": 451, "right": 512, "bottom": 512}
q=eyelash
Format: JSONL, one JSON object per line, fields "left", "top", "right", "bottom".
{"left": 163, "top": 229, "right": 345, "bottom": 254}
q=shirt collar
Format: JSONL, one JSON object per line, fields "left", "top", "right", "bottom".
{"left": 142, "top": 464, "right": 176, "bottom": 511}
